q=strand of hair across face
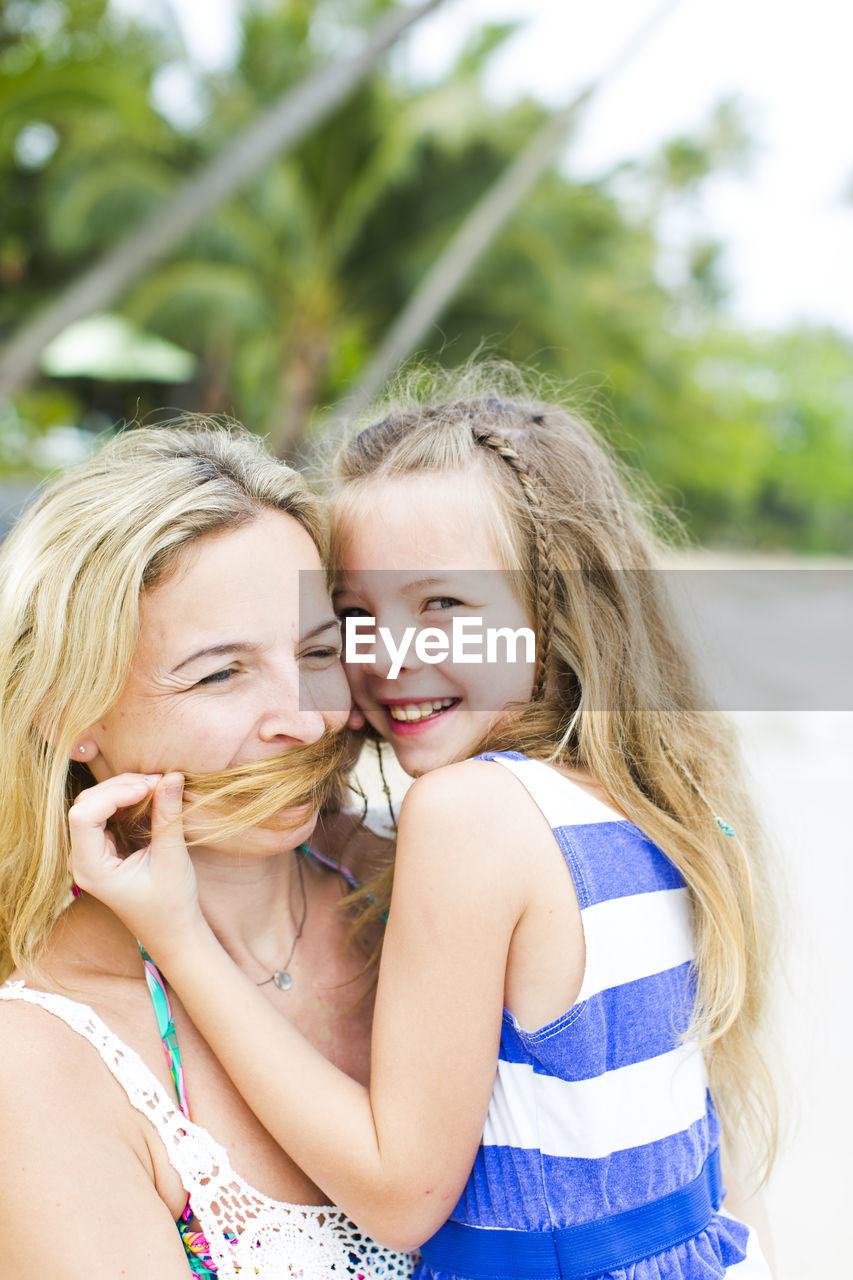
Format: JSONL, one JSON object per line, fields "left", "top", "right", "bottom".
{"left": 470, "top": 424, "right": 555, "bottom": 703}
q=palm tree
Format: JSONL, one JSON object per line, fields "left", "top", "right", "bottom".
{"left": 113, "top": 13, "right": 542, "bottom": 454}
{"left": 340, "top": 0, "right": 683, "bottom": 415}
{"left": 0, "top": 0, "right": 447, "bottom": 402}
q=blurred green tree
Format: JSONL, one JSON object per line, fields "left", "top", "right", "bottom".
{"left": 0, "top": 0, "right": 181, "bottom": 313}
{"left": 0, "top": 0, "right": 446, "bottom": 405}
{"left": 0, "top": 0, "right": 192, "bottom": 437}
{"left": 0, "top": 0, "right": 851, "bottom": 551}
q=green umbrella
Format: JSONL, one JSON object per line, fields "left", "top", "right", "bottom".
{"left": 41, "top": 313, "right": 196, "bottom": 382}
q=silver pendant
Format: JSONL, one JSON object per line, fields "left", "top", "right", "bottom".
{"left": 273, "top": 969, "right": 293, "bottom": 991}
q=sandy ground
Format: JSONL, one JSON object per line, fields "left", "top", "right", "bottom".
{"left": 735, "top": 713, "right": 851, "bottom": 1277}
{"left": 662, "top": 556, "right": 851, "bottom": 1273}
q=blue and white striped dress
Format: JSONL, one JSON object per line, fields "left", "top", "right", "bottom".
{"left": 418, "top": 751, "right": 769, "bottom": 1280}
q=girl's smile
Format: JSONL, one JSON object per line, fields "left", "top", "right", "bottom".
{"left": 381, "top": 695, "right": 461, "bottom": 733}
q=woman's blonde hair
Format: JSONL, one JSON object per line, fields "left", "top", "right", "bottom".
{"left": 0, "top": 421, "right": 346, "bottom": 983}
{"left": 328, "top": 362, "right": 779, "bottom": 1180}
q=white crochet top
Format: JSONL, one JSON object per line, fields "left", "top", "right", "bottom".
{"left": 0, "top": 982, "right": 415, "bottom": 1280}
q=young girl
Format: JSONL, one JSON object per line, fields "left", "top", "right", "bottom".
{"left": 71, "top": 373, "right": 777, "bottom": 1278}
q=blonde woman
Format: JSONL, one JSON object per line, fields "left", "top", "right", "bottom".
{"left": 0, "top": 424, "right": 411, "bottom": 1279}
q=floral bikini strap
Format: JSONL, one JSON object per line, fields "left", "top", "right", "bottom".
{"left": 140, "top": 944, "right": 189, "bottom": 1111}
{"left": 139, "top": 944, "right": 221, "bottom": 1274}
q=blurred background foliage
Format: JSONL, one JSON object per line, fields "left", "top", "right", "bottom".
{"left": 1, "top": 0, "right": 851, "bottom": 550}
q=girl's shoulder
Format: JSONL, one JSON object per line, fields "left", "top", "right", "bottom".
{"left": 472, "top": 750, "right": 631, "bottom": 826}
{"left": 399, "top": 753, "right": 654, "bottom": 897}
{"left": 400, "top": 755, "right": 531, "bottom": 823}
{"left": 399, "top": 751, "right": 620, "bottom": 822}
{"left": 395, "top": 756, "right": 575, "bottom": 890}
{"left": 389, "top": 760, "right": 547, "bottom": 939}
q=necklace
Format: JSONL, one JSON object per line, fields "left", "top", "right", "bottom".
{"left": 257, "top": 846, "right": 307, "bottom": 991}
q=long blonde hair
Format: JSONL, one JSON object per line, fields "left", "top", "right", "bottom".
{"left": 328, "top": 363, "right": 779, "bottom": 1179}
{"left": 0, "top": 421, "right": 347, "bottom": 983}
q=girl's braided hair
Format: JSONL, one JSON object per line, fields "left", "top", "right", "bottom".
{"left": 469, "top": 410, "right": 555, "bottom": 703}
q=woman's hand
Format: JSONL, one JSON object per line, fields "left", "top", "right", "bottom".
{"left": 69, "top": 772, "right": 205, "bottom": 961}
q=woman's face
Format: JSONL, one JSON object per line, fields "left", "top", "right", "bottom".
{"left": 83, "top": 510, "right": 350, "bottom": 855}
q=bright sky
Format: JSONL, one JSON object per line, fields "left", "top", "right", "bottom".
{"left": 127, "top": 0, "right": 853, "bottom": 337}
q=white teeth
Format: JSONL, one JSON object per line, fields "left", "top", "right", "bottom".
{"left": 388, "top": 698, "right": 456, "bottom": 723}
{"left": 388, "top": 704, "right": 414, "bottom": 722}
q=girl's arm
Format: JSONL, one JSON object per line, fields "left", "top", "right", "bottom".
{"left": 0, "top": 1000, "right": 198, "bottom": 1279}
{"left": 70, "top": 763, "right": 540, "bottom": 1250}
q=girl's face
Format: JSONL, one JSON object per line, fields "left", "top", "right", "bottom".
{"left": 83, "top": 510, "right": 350, "bottom": 856}
{"left": 333, "top": 472, "right": 536, "bottom": 776}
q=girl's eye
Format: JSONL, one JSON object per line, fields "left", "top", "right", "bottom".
{"left": 336, "top": 605, "right": 371, "bottom": 620}
{"left": 195, "top": 667, "right": 237, "bottom": 687}
{"left": 424, "top": 597, "right": 462, "bottom": 611}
